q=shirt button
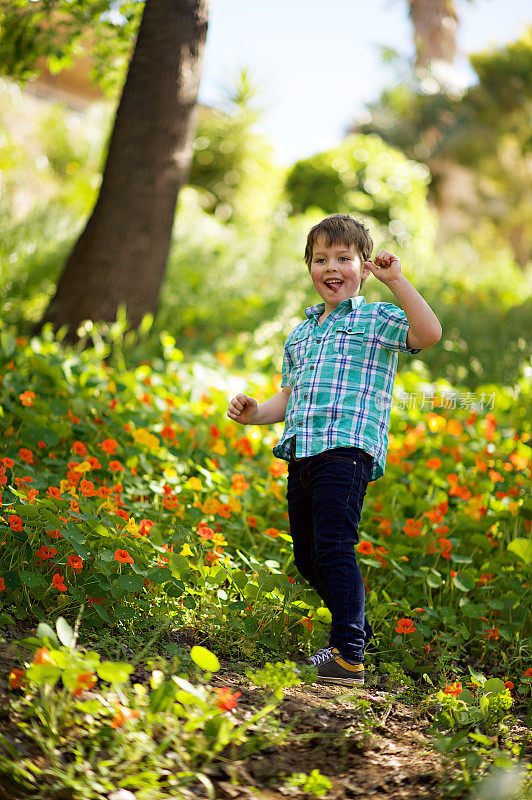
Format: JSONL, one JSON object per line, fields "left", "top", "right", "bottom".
{"left": 303, "top": 394, "right": 308, "bottom": 399}
{"left": 310, "top": 365, "right": 314, "bottom": 370}
{"left": 347, "top": 328, "right": 352, "bottom": 332}
{"left": 316, "top": 338, "right": 321, "bottom": 343}
{"left": 297, "top": 422, "right": 303, "bottom": 427}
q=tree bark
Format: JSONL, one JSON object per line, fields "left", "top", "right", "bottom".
{"left": 408, "top": 0, "right": 458, "bottom": 68}
{"left": 33, "top": 0, "right": 209, "bottom": 342}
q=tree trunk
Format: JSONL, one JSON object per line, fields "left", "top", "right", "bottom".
{"left": 408, "top": 0, "right": 458, "bottom": 68}
{"left": 33, "top": 0, "right": 209, "bottom": 342}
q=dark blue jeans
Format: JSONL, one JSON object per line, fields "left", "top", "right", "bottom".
{"left": 286, "top": 441, "right": 374, "bottom": 663}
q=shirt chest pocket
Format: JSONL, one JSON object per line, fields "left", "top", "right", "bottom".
{"left": 333, "top": 325, "right": 367, "bottom": 356}
{"left": 289, "top": 333, "right": 311, "bottom": 363}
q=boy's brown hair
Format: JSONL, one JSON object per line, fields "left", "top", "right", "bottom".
{"left": 304, "top": 214, "right": 373, "bottom": 274}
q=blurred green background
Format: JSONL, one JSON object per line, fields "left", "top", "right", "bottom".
{"left": 0, "top": 15, "right": 531, "bottom": 391}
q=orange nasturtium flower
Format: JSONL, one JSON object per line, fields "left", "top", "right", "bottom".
{"left": 231, "top": 473, "right": 250, "bottom": 494}
{"left": 18, "top": 448, "right": 34, "bottom": 464}
{"left": 52, "top": 573, "right": 67, "bottom": 591}
{"left": 99, "top": 438, "right": 118, "bottom": 454}
{"left": 9, "top": 668, "right": 25, "bottom": 690}
{"left": 8, "top": 515, "right": 23, "bottom": 532}
{"left": 264, "top": 528, "right": 280, "bottom": 538}
{"left": 36, "top": 545, "right": 57, "bottom": 560}
{"left": 19, "top": 390, "right": 36, "bottom": 406}
{"left": 114, "top": 549, "right": 134, "bottom": 564}
{"left": 214, "top": 687, "right": 242, "bottom": 711}
{"left": 395, "top": 618, "right": 416, "bottom": 634}
{"left": 110, "top": 704, "right": 140, "bottom": 728}
{"left": 67, "top": 554, "right": 83, "bottom": 572}
{"left": 443, "top": 682, "right": 463, "bottom": 697}
{"left": 403, "top": 518, "right": 423, "bottom": 538}
{"left": 72, "top": 671, "right": 97, "bottom": 696}
{"left": 357, "top": 541, "right": 374, "bottom": 555}
{"left": 33, "top": 647, "right": 56, "bottom": 665}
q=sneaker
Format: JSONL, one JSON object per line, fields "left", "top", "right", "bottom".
{"left": 313, "top": 647, "right": 364, "bottom": 687}
{"left": 296, "top": 647, "right": 364, "bottom": 687}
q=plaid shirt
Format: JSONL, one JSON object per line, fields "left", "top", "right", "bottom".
{"left": 272, "top": 295, "right": 422, "bottom": 481}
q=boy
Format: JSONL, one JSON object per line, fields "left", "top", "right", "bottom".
{"left": 227, "top": 214, "right": 442, "bottom": 686}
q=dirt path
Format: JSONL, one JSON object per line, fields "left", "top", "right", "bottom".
{"left": 0, "top": 632, "right": 445, "bottom": 800}
{"left": 201, "top": 667, "right": 444, "bottom": 800}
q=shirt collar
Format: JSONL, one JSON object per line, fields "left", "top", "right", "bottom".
{"left": 305, "top": 295, "right": 366, "bottom": 321}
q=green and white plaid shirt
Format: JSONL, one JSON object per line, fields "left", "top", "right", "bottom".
{"left": 272, "top": 295, "right": 422, "bottom": 481}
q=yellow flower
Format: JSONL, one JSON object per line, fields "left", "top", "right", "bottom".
{"left": 164, "top": 467, "right": 177, "bottom": 479}
{"left": 508, "top": 500, "right": 520, "bottom": 516}
{"left": 187, "top": 477, "right": 203, "bottom": 491}
{"left": 125, "top": 518, "right": 139, "bottom": 535}
{"left": 212, "top": 439, "right": 227, "bottom": 456}
{"left": 108, "top": 380, "right": 116, "bottom": 393}
{"left": 227, "top": 496, "right": 241, "bottom": 513}
{"left": 212, "top": 533, "right": 228, "bottom": 547}
{"left": 132, "top": 428, "right": 160, "bottom": 449}
{"left": 73, "top": 461, "right": 92, "bottom": 473}
{"left": 180, "top": 543, "right": 194, "bottom": 557}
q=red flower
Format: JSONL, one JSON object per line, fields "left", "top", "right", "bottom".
{"left": 36, "top": 545, "right": 57, "bottom": 560}
{"left": 18, "top": 448, "right": 34, "bottom": 464}
{"left": 264, "top": 528, "right": 280, "bottom": 538}
{"left": 52, "top": 573, "right": 67, "bottom": 591}
{"left": 138, "top": 519, "right": 154, "bottom": 536}
{"left": 214, "top": 687, "right": 241, "bottom": 711}
{"left": 100, "top": 439, "right": 118, "bottom": 454}
{"left": 0, "top": 578, "right": 5, "bottom": 591}
{"left": 19, "top": 390, "right": 36, "bottom": 406}
{"left": 114, "top": 549, "right": 134, "bottom": 564}
{"left": 443, "top": 682, "right": 462, "bottom": 697}
{"left": 357, "top": 541, "right": 374, "bottom": 555}
{"left": 395, "top": 618, "right": 416, "bottom": 634}
{"left": 72, "top": 671, "right": 97, "bottom": 697}
{"left": 108, "top": 460, "right": 124, "bottom": 472}
{"left": 8, "top": 515, "right": 23, "bottom": 531}
{"left": 8, "top": 668, "right": 25, "bottom": 690}
{"left": 197, "top": 525, "right": 215, "bottom": 540}
{"left": 504, "top": 680, "right": 514, "bottom": 691}
{"left": 67, "top": 554, "right": 83, "bottom": 572}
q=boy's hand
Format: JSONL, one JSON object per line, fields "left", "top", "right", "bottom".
{"left": 227, "top": 394, "right": 259, "bottom": 425}
{"left": 364, "top": 250, "right": 402, "bottom": 285}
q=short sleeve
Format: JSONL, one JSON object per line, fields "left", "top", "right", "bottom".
{"left": 281, "top": 339, "right": 294, "bottom": 386}
{"left": 374, "top": 302, "right": 422, "bottom": 355}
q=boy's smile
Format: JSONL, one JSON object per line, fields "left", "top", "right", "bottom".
{"left": 310, "top": 235, "right": 370, "bottom": 315}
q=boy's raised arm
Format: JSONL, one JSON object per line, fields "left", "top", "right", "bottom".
{"left": 227, "top": 386, "right": 292, "bottom": 425}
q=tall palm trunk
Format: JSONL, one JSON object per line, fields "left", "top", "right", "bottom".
{"left": 408, "top": 0, "right": 458, "bottom": 68}
{"left": 33, "top": 0, "right": 209, "bottom": 342}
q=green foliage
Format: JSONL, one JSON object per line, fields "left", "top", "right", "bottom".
{"left": 188, "top": 70, "right": 284, "bottom": 224}
{"left": 285, "top": 132, "right": 437, "bottom": 261}
{"left": 284, "top": 769, "right": 332, "bottom": 796}
{"left": 356, "top": 27, "right": 532, "bottom": 267}
{"left": 0, "top": 0, "right": 142, "bottom": 94}
{"left": 3, "top": 619, "right": 289, "bottom": 799}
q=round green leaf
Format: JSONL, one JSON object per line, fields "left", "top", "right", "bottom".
{"left": 507, "top": 538, "right": 532, "bottom": 565}
{"left": 190, "top": 646, "right": 220, "bottom": 673}
{"left": 453, "top": 572, "right": 476, "bottom": 592}
{"left": 97, "top": 661, "right": 133, "bottom": 683}
{"left": 114, "top": 575, "right": 144, "bottom": 592}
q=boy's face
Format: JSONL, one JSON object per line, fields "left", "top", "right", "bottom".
{"left": 309, "top": 235, "right": 370, "bottom": 312}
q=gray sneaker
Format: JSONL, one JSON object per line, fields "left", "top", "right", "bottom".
{"left": 297, "top": 646, "right": 364, "bottom": 687}
{"left": 295, "top": 646, "right": 364, "bottom": 687}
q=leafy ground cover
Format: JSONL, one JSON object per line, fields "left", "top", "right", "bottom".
{"left": 0, "top": 323, "right": 531, "bottom": 799}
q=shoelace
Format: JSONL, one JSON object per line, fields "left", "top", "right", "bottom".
{"left": 308, "top": 646, "right": 334, "bottom": 666}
